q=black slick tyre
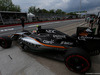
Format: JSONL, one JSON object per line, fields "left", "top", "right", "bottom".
{"left": 0, "top": 36, "right": 12, "bottom": 48}
{"left": 64, "top": 47, "right": 91, "bottom": 73}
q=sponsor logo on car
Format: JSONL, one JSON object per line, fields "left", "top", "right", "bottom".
{"left": 46, "top": 30, "right": 56, "bottom": 33}
{"left": 53, "top": 35, "right": 66, "bottom": 38}
{"left": 78, "top": 36, "right": 100, "bottom": 41}
{"left": 43, "top": 39, "right": 54, "bottom": 44}
{"left": 61, "top": 41, "right": 73, "bottom": 45}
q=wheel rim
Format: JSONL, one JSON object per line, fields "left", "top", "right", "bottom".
{"left": 65, "top": 55, "right": 90, "bottom": 73}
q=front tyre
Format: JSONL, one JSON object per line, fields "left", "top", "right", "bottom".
{"left": 64, "top": 47, "right": 91, "bottom": 73}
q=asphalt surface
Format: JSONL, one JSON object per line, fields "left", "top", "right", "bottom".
{"left": 0, "top": 19, "right": 100, "bottom": 75}
{"left": 0, "top": 19, "right": 84, "bottom": 36}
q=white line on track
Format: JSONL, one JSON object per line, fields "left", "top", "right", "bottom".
{"left": 0, "top": 28, "right": 14, "bottom": 32}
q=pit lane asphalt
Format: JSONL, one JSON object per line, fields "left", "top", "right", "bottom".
{"left": 0, "top": 19, "right": 100, "bottom": 75}
{"left": 0, "top": 19, "right": 84, "bottom": 36}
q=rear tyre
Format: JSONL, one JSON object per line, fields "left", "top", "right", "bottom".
{"left": 64, "top": 47, "right": 91, "bottom": 73}
{"left": 0, "top": 36, "right": 12, "bottom": 48}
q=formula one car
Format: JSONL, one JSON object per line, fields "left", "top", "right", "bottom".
{"left": 0, "top": 25, "right": 100, "bottom": 73}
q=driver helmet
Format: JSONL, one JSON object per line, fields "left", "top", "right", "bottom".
{"left": 32, "top": 30, "right": 37, "bottom": 34}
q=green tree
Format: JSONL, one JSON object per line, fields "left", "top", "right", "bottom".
{"left": 49, "top": 9, "right": 55, "bottom": 14}
{"left": 55, "top": 9, "right": 63, "bottom": 14}
{"left": 15, "top": 5, "right": 21, "bottom": 12}
{"left": 41, "top": 9, "right": 48, "bottom": 13}
{"left": 8, "top": 5, "right": 21, "bottom": 12}
{"left": 28, "top": 6, "right": 66, "bottom": 14}
{"left": 62, "top": 11, "right": 66, "bottom": 14}
{"left": 36, "top": 8, "right": 41, "bottom": 13}
{"left": 28, "top": 6, "right": 37, "bottom": 14}
{"left": 0, "top": 0, "right": 21, "bottom": 12}
{"left": 28, "top": 6, "right": 49, "bottom": 14}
